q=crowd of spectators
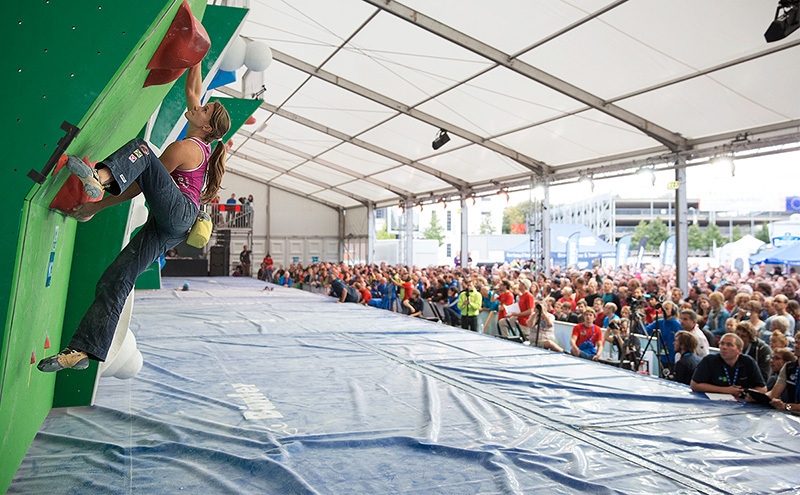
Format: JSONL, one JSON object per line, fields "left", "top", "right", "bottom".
{"left": 259, "top": 258, "right": 800, "bottom": 412}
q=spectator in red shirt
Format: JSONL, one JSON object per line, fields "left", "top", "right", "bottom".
{"left": 570, "top": 308, "right": 604, "bottom": 361}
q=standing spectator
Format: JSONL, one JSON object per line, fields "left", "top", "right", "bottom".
{"left": 457, "top": 280, "right": 482, "bottom": 332}
{"left": 239, "top": 245, "right": 252, "bottom": 277}
{"left": 225, "top": 193, "right": 237, "bottom": 225}
{"left": 495, "top": 281, "right": 515, "bottom": 337}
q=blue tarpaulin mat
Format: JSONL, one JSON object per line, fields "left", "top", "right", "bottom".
{"left": 10, "top": 277, "right": 800, "bottom": 494}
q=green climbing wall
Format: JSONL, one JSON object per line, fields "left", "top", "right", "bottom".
{"left": 0, "top": 0, "right": 209, "bottom": 491}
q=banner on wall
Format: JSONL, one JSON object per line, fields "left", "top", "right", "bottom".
{"left": 615, "top": 234, "right": 632, "bottom": 267}
{"left": 565, "top": 231, "right": 580, "bottom": 267}
{"left": 635, "top": 237, "right": 648, "bottom": 269}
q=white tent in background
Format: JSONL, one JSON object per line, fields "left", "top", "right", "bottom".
{"left": 718, "top": 235, "right": 765, "bottom": 273}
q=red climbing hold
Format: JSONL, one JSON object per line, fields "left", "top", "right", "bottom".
{"left": 144, "top": 1, "right": 211, "bottom": 88}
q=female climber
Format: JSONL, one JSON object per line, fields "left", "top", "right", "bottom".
{"left": 38, "top": 62, "right": 231, "bottom": 372}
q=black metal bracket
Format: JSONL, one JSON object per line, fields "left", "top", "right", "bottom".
{"left": 27, "top": 121, "right": 81, "bottom": 184}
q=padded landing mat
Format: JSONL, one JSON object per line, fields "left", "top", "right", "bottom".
{"left": 10, "top": 277, "right": 800, "bottom": 494}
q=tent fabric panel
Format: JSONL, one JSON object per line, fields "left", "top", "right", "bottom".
{"left": 322, "top": 11, "right": 492, "bottom": 106}
{"left": 617, "top": 76, "right": 790, "bottom": 141}
{"left": 311, "top": 189, "right": 362, "bottom": 208}
{"left": 291, "top": 162, "right": 359, "bottom": 187}
{"left": 317, "top": 143, "right": 402, "bottom": 177}
{"left": 281, "top": 77, "right": 400, "bottom": 136}
{"left": 498, "top": 110, "right": 660, "bottom": 167}
{"left": 240, "top": 0, "right": 377, "bottom": 68}
{"left": 371, "top": 165, "right": 452, "bottom": 193}
{"left": 416, "top": 66, "right": 586, "bottom": 138}
{"left": 421, "top": 144, "right": 530, "bottom": 183}
{"left": 336, "top": 180, "right": 400, "bottom": 202}
{"left": 258, "top": 114, "right": 343, "bottom": 156}
{"left": 357, "top": 114, "right": 466, "bottom": 161}
{"left": 270, "top": 174, "right": 325, "bottom": 195}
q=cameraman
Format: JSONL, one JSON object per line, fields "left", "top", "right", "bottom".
{"left": 605, "top": 320, "right": 640, "bottom": 368}
{"left": 458, "top": 280, "right": 483, "bottom": 331}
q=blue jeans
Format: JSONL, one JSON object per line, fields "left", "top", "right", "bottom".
{"left": 70, "top": 139, "right": 198, "bottom": 361}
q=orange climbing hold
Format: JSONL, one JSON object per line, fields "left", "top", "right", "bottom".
{"left": 144, "top": 1, "right": 211, "bottom": 88}
{"left": 49, "top": 155, "right": 103, "bottom": 214}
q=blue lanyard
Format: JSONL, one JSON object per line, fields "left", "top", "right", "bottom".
{"left": 793, "top": 365, "right": 800, "bottom": 403}
{"left": 723, "top": 362, "right": 739, "bottom": 387}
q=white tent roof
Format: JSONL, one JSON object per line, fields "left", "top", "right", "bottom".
{"left": 218, "top": 0, "right": 800, "bottom": 209}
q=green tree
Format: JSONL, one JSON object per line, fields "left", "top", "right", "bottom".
{"left": 376, "top": 222, "right": 395, "bottom": 240}
{"left": 423, "top": 211, "right": 445, "bottom": 246}
{"left": 731, "top": 225, "right": 743, "bottom": 242}
{"left": 688, "top": 223, "right": 705, "bottom": 250}
{"left": 703, "top": 222, "right": 725, "bottom": 249}
{"left": 479, "top": 213, "right": 496, "bottom": 234}
{"left": 631, "top": 217, "right": 670, "bottom": 251}
{"left": 755, "top": 223, "right": 771, "bottom": 243}
{"left": 502, "top": 200, "right": 532, "bottom": 234}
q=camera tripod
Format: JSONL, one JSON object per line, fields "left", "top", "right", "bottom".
{"left": 630, "top": 302, "right": 674, "bottom": 378}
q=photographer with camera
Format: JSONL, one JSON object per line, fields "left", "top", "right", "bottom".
{"left": 530, "top": 301, "right": 563, "bottom": 352}
{"left": 457, "top": 280, "right": 483, "bottom": 332}
{"left": 646, "top": 300, "right": 681, "bottom": 368}
{"left": 604, "top": 319, "right": 640, "bottom": 368}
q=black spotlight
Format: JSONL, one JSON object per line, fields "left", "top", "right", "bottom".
{"left": 765, "top": 0, "right": 800, "bottom": 42}
{"left": 432, "top": 129, "right": 450, "bottom": 150}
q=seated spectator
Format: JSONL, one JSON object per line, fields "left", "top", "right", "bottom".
{"left": 570, "top": 308, "right": 604, "bottom": 361}
{"left": 442, "top": 286, "right": 461, "bottom": 326}
{"left": 602, "top": 302, "right": 620, "bottom": 328}
{"left": 403, "top": 289, "right": 424, "bottom": 317}
{"left": 770, "top": 330, "right": 789, "bottom": 352}
{"left": 592, "top": 298, "right": 606, "bottom": 328}
{"left": 768, "top": 338, "right": 800, "bottom": 413}
{"left": 696, "top": 294, "right": 711, "bottom": 329}
{"left": 678, "top": 309, "right": 710, "bottom": 359}
{"left": 764, "top": 294, "right": 795, "bottom": 336}
{"left": 735, "top": 321, "right": 771, "bottom": 382}
{"left": 767, "top": 347, "right": 796, "bottom": 401}
{"left": 558, "top": 286, "right": 576, "bottom": 312}
{"left": 704, "top": 292, "right": 730, "bottom": 338}
{"left": 671, "top": 331, "right": 701, "bottom": 385}
{"left": 764, "top": 316, "right": 791, "bottom": 344}
{"left": 277, "top": 269, "right": 292, "bottom": 287}
{"left": 553, "top": 301, "right": 573, "bottom": 322}
{"left": 690, "top": 333, "right": 767, "bottom": 400}
{"left": 355, "top": 282, "right": 372, "bottom": 306}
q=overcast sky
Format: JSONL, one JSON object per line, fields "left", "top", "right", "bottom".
{"left": 515, "top": 149, "right": 799, "bottom": 211}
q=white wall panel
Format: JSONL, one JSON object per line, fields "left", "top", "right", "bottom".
{"left": 269, "top": 188, "right": 339, "bottom": 236}
{"left": 344, "top": 206, "right": 369, "bottom": 237}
